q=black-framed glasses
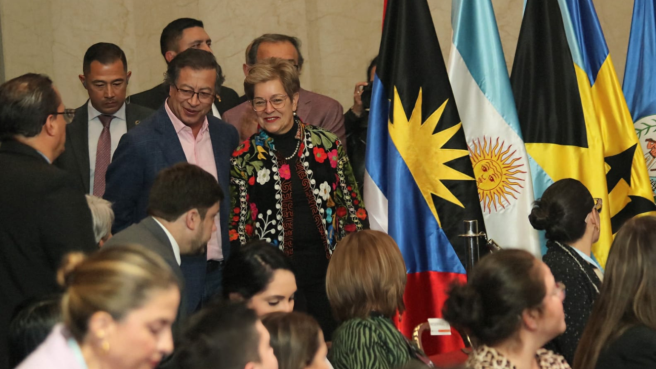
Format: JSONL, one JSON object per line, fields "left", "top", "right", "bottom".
{"left": 593, "top": 198, "right": 602, "bottom": 213}
{"left": 50, "top": 109, "right": 76, "bottom": 124}
{"left": 252, "top": 95, "right": 289, "bottom": 112}
{"left": 173, "top": 85, "right": 214, "bottom": 103}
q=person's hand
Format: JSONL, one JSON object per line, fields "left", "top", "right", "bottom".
{"left": 350, "top": 81, "right": 368, "bottom": 118}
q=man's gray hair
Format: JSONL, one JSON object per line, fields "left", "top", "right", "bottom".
{"left": 86, "top": 195, "right": 115, "bottom": 245}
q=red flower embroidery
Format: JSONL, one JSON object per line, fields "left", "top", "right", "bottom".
{"left": 351, "top": 192, "right": 357, "bottom": 198}
{"left": 233, "top": 207, "right": 240, "bottom": 214}
{"left": 245, "top": 224, "right": 254, "bottom": 236}
{"left": 354, "top": 200, "right": 359, "bottom": 205}
{"left": 328, "top": 149, "right": 338, "bottom": 168}
{"left": 232, "top": 140, "right": 251, "bottom": 157}
{"left": 248, "top": 176, "right": 255, "bottom": 186}
{"left": 229, "top": 229, "right": 239, "bottom": 241}
{"left": 279, "top": 164, "right": 291, "bottom": 180}
{"left": 336, "top": 207, "right": 347, "bottom": 217}
{"left": 344, "top": 224, "right": 356, "bottom": 232}
{"left": 313, "top": 147, "right": 327, "bottom": 163}
{"left": 356, "top": 208, "right": 367, "bottom": 220}
{"left": 347, "top": 186, "right": 352, "bottom": 191}
{"left": 233, "top": 215, "right": 239, "bottom": 222}
{"left": 250, "top": 203, "right": 258, "bottom": 221}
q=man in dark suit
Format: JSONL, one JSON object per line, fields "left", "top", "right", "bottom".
{"left": 55, "top": 43, "right": 153, "bottom": 195}
{"left": 0, "top": 74, "right": 96, "bottom": 369}
{"left": 129, "top": 18, "right": 240, "bottom": 117}
{"left": 104, "top": 48, "right": 239, "bottom": 313}
{"left": 222, "top": 34, "right": 345, "bottom": 143}
{"left": 105, "top": 163, "right": 224, "bottom": 316}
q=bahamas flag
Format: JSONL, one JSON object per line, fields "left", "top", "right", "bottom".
{"left": 364, "top": 0, "right": 485, "bottom": 354}
{"left": 447, "top": 0, "right": 540, "bottom": 255}
{"left": 624, "top": 0, "right": 656, "bottom": 196}
{"left": 511, "top": 0, "right": 655, "bottom": 266}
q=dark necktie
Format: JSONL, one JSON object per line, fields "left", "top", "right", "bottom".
{"left": 93, "top": 115, "right": 113, "bottom": 197}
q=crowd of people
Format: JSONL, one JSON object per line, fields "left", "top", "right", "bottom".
{"left": 0, "top": 15, "right": 654, "bottom": 369}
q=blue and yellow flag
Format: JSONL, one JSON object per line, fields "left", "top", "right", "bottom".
{"left": 511, "top": 0, "right": 655, "bottom": 266}
{"left": 364, "top": 0, "right": 485, "bottom": 355}
{"left": 624, "top": 0, "right": 656, "bottom": 196}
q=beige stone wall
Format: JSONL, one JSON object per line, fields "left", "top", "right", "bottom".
{"left": 0, "top": 0, "right": 635, "bottom": 111}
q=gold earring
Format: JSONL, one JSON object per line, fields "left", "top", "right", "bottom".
{"left": 97, "top": 331, "right": 110, "bottom": 354}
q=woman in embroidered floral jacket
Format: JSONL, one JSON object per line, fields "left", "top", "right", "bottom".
{"left": 229, "top": 58, "right": 367, "bottom": 339}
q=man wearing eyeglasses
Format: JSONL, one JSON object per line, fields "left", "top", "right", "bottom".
{"left": 54, "top": 43, "right": 153, "bottom": 196}
{"left": 0, "top": 73, "right": 96, "bottom": 369}
{"left": 128, "top": 18, "right": 241, "bottom": 117}
{"left": 222, "top": 34, "right": 345, "bottom": 145}
{"left": 104, "top": 48, "right": 239, "bottom": 314}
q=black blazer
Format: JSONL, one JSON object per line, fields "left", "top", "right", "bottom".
{"left": 0, "top": 141, "right": 96, "bottom": 369}
{"left": 128, "top": 83, "right": 241, "bottom": 116}
{"left": 104, "top": 217, "right": 188, "bottom": 319}
{"left": 596, "top": 325, "right": 656, "bottom": 369}
{"left": 54, "top": 102, "right": 154, "bottom": 193}
{"left": 103, "top": 105, "right": 239, "bottom": 259}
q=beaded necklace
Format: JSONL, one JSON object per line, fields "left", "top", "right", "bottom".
{"left": 554, "top": 241, "right": 600, "bottom": 294}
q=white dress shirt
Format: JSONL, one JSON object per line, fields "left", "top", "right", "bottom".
{"left": 211, "top": 103, "right": 221, "bottom": 119}
{"left": 152, "top": 218, "right": 182, "bottom": 265}
{"left": 87, "top": 101, "right": 128, "bottom": 194}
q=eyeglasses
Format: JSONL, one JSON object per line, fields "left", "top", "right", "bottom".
{"left": 252, "top": 95, "right": 289, "bottom": 112}
{"left": 555, "top": 281, "right": 566, "bottom": 299}
{"left": 50, "top": 109, "right": 76, "bottom": 124}
{"left": 172, "top": 85, "right": 214, "bottom": 103}
{"left": 593, "top": 198, "right": 603, "bottom": 213}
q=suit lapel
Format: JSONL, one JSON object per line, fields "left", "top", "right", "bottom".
{"left": 208, "top": 120, "right": 228, "bottom": 184}
{"left": 69, "top": 104, "right": 91, "bottom": 192}
{"left": 153, "top": 107, "right": 187, "bottom": 165}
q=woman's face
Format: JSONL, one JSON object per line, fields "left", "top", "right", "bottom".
{"left": 253, "top": 78, "right": 299, "bottom": 135}
{"left": 535, "top": 262, "right": 566, "bottom": 341}
{"left": 304, "top": 331, "right": 329, "bottom": 369}
{"left": 247, "top": 269, "right": 297, "bottom": 316}
{"left": 103, "top": 285, "right": 180, "bottom": 369}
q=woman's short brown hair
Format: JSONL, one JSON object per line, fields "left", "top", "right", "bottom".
{"left": 326, "top": 230, "right": 406, "bottom": 321}
{"left": 262, "top": 312, "right": 321, "bottom": 369}
{"left": 244, "top": 58, "right": 300, "bottom": 101}
{"left": 58, "top": 244, "right": 181, "bottom": 341}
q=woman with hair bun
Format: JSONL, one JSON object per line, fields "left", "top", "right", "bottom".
{"left": 17, "top": 244, "right": 181, "bottom": 369}
{"left": 443, "top": 249, "right": 569, "bottom": 369}
{"left": 528, "top": 179, "right": 602, "bottom": 364}
{"left": 574, "top": 216, "right": 656, "bottom": 369}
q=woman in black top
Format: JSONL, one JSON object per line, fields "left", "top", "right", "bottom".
{"left": 229, "top": 58, "right": 367, "bottom": 339}
{"left": 574, "top": 216, "right": 656, "bottom": 369}
{"left": 529, "top": 179, "right": 603, "bottom": 364}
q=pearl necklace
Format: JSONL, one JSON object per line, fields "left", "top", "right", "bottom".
{"left": 554, "top": 241, "right": 600, "bottom": 294}
{"left": 284, "top": 140, "right": 300, "bottom": 161}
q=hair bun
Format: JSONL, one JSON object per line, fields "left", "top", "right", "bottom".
{"left": 443, "top": 283, "right": 483, "bottom": 331}
{"left": 56, "top": 252, "right": 86, "bottom": 288}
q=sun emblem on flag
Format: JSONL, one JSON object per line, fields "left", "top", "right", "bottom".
{"left": 469, "top": 137, "right": 526, "bottom": 213}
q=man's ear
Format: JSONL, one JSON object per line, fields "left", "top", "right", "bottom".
{"left": 43, "top": 114, "right": 59, "bottom": 137}
{"left": 126, "top": 71, "right": 132, "bottom": 84}
{"left": 165, "top": 51, "right": 178, "bottom": 64}
{"left": 79, "top": 74, "right": 87, "bottom": 88}
{"left": 243, "top": 63, "right": 251, "bottom": 78}
{"left": 185, "top": 209, "right": 201, "bottom": 230}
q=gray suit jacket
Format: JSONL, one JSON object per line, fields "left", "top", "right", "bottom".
{"left": 54, "top": 102, "right": 154, "bottom": 193}
{"left": 104, "top": 216, "right": 187, "bottom": 322}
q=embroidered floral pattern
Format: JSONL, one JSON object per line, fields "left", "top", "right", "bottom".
{"left": 229, "top": 119, "right": 368, "bottom": 255}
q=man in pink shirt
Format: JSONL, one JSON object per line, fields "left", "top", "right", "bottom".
{"left": 104, "top": 49, "right": 239, "bottom": 313}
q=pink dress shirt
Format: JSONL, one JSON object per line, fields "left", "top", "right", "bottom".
{"left": 165, "top": 101, "right": 222, "bottom": 261}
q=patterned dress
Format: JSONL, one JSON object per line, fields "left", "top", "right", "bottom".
{"left": 229, "top": 119, "right": 367, "bottom": 254}
{"left": 467, "top": 345, "right": 571, "bottom": 369}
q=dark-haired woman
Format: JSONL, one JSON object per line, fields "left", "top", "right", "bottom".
{"left": 574, "top": 216, "right": 656, "bottom": 369}
{"left": 528, "top": 179, "right": 602, "bottom": 364}
{"left": 443, "top": 249, "right": 570, "bottom": 369}
{"left": 262, "top": 312, "right": 329, "bottom": 369}
{"left": 223, "top": 240, "right": 297, "bottom": 316}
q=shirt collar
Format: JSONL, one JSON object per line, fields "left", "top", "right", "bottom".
{"left": 165, "top": 98, "right": 209, "bottom": 135}
{"left": 87, "top": 100, "right": 126, "bottom": 121}
{"left": 35, "top": 149, "right": 51, "bottom": 164}
{"left": 152, "top": 218, "right": 182, "bottom": 265}
{"left": 570, "top": 245, "right": 604, "bottom": 272}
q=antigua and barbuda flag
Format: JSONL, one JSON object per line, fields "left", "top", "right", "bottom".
{"left": 364, "top": 0, "right": 485, "bottom": 355}
{"left": 624, "top": 0, "right": 656, "bottom": 197}
{"left": 447, "top": 0, "right": 540, "bottom": 256}
{"left": 511, "top": 0, "right": 656, "bottom": 266}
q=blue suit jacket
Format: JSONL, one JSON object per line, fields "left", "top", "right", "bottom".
{"left": 104, "top": 105, "right": 239, "bottom": 259}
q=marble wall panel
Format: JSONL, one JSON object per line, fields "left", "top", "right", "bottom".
{"left": 0, "top": 0, "right": 639, "bottom": 111}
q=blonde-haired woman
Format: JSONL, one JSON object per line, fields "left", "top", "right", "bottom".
{"left": 17, "top": 244, "right": 181, "bottom": 369}
{"left": 327, "top": 230, "right": 426, "bottom": 369}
